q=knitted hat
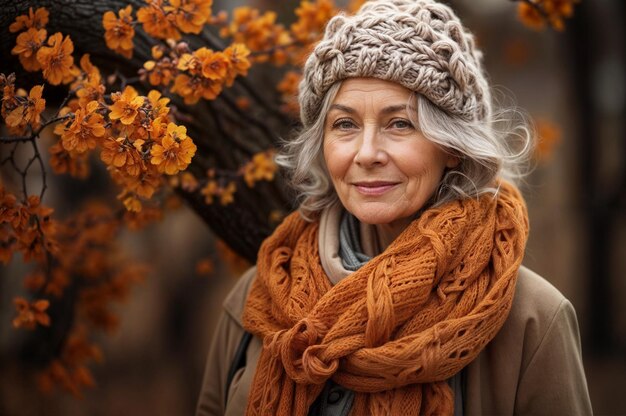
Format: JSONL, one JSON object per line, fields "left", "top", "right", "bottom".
{"left": 298, "top": 0, "right": 491, "bottom": 127}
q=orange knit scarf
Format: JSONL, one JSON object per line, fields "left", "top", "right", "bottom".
{"left": 242, "top": 182, "right": 528, "bottom": 415}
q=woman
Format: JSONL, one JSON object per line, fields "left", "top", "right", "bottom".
{"left": 197, "top": 0, "right": 593, "bottom": 415}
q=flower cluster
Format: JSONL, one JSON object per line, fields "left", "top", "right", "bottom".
{"left": 517, "top": 0, "right": 579, "bottom": 31}
{"left": 200, "top": 178, "right": 237, "bottom": 205}
{"left": 37, "top": 329, "right": 102, "bottom": 398}
{"left": 9, "top": 6, "right": 49, "bottom": 33}
{"left": 103, "top": 0, "right": 214, "bottom": 56}
{"left": 170, "top": 43, "right": 251, "bottom": 103}
{"left": 103, "top": 3, "right": 252, "bottom": 105}
{"left": 12, "top": 297, "right": 50, "bottom": 330}
{"left": 136, "top": 0, "right": 213, "bottom": 41}
{"left": 241, "top": 150, "right": 277, "bottom": 188}
{"left": 10, "top": 9, "right": 79, "bottom": 86}
{"left": 0, "top": 189, "right": 59, "bottom": 266}
{"left": 19, "top": 201, "right": 149, "bottom": 397}
{"left": 49, "top": 60, "right": 197, "bottom": 211}
{"left": 290, "top": 0, "right": 337, "bottom": 44}
{"left": 1, "top": 79, "right": 46, "bottom": 135}
{"left": 221, "top": 7, "right": 292, "bottom": 64}
{"left": 277, "top": 70, "right": 301, "bottom": 115}
{"left": 102, "top": 5, "right": 135, "bottom": 58}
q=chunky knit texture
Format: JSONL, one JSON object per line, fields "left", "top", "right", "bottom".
{"left": 299, "top": 0, "right": 491, "bottom": 127}
{"left": 242, "top": 181, "right": 528, "bottom": 415}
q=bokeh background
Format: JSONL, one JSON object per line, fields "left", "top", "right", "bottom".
{"left": 1, "top": 0, "right": 625, "bottom": 415}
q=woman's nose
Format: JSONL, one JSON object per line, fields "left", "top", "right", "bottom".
{"left": 354, "top": 127, "right": 388, "bottom": 167}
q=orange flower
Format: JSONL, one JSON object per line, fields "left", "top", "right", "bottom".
{"left": 58, "top": 101, "right": 106, "bottom": 153}
{"left": 122, "top": 195, "right": 142, "bottom": 212}
{"left": 517, "top": 2, "right": 545, "bottom": 30}
{"left": 146, "top": 90, "right": 170, "bottom": 119}
{"left": 45, "top": 268, "right": 70, "bottom": 298}
{"left": 200, "top": 50, "right": 230, "bottom": 80}
{"left": 5, "top": 84, "right": 46, "bottom": 130}
{"left": 109, "top": 86, "right": 144, "bottom": 125}
{"left": 2, "top": 193, "right": 29, "bottom": 231}
{"left": 101, "top": 137, "right": 129, "bottom": 167}
{"left": 220, "top": 181, "right": 236, "bottom": 205}
{"left": 150, "top": 123, "right": 197, "bottom": 175}
{"left": 143, "top": 56, "right": 176, "bottom": 87}
{"left": 171, "top": 73, "right": 223, "bottom": 104}
{"left": 11, "top": 27, "right": 47, "bottom": 71}
{"left": 134, "top": 171, "right": 162, "bottom": 199}
{"left": 517, "top": 0, "right": 577, "bottom": 32}
{"left": 225, "top": 7, "right": 291, "bottom": 62}
{"left": 9, "top": 7, "right": 49, "bottom": 33}
{"left": 36, "top": 32, "right": 77, "bottom": 85}
{"left": 137, "top": 0, "right": 181, "bottom": 40}
{"left": 101, "top": 137, "right": 142, "bottom": 177}
{"left": 177, "top": 48, "right": 206, "bottom": 75}
{"left": 242, "top": 150, "right": 277, "bottom": 187}
{"left": 223, "top": 43, "right": 251, "bottom": 86}
{"left": 291, "top": 0, "right": 337, "bottom": 43}
{"left": 74, "top": 55, "right": 106, "bottom": 107}
{"left": 166, "top": 0, "right": 213, "bottom": 35}
{"left": 102, "top": 5, "right": 135, "bottom": 58}
{"left": 179, "top": 172, "right": 199, "bottom": 191}
{"left": 201, "top": 179, "right": 218, "bottom": 204}
{"left": 123, "top": 205, "right": 163, "bottom": 230}
{"left": 13, "top": 297, "right": 51, "bottom": 330}
{"left": 49, "top": 141, "right": 90, "bottom": 178}
{"left": 543, "top": 0, "right": 579, "bottom": 31}
{"left": 0, "top": 187, "right": 18, "bottom": 224}
{"left": 277, "top": 70, "right": 301, "bottom": 114}
{"left": 1, "top": 74, "right": 18, "bottom": 127}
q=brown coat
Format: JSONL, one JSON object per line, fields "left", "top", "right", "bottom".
{"left": 196, "top": 265, "right": 592, "bottom": 416}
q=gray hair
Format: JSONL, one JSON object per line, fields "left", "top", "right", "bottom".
{"left": 276, "top": 81, "right": 533, "bottom": 221}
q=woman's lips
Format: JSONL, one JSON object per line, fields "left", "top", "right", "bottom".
{"left": 353, "top": 181, "right": 399, "bottom": 196}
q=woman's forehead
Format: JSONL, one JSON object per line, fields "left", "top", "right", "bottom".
{"left": 329, "top": 78, "right": 415, "bottom": 113}
{"left": 334, "top": 78, "right": 412, "bottom": 96}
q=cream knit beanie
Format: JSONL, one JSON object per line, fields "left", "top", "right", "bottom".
{"left": 298, "top": 0, "right": 491, "bottom": 127}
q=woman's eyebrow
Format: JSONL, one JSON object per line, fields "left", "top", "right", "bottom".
{"left": 382, "top": 104, "right": 419, "bottom": 114}
{"left": 328, "top": 104, "right": 355, "bottom": 113}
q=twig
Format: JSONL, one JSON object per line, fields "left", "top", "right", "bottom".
{"left": 30, "top": 139, "right": 47, "bottom": 201}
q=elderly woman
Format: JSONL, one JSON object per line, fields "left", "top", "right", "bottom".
{"left": 196, "top": 0, "right": 592, "bottom": 415}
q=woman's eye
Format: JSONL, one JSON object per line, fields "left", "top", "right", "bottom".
{"left": 390, "top": 119, "right": 413, "bottom": 129}
{"left": 332, "top": 119, "right": 356, "bottom": 130}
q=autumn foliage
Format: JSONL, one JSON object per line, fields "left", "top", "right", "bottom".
{"left": 1, "top": 0, "right": 579, "bottom": 399}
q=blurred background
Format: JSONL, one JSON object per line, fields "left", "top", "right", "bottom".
{"left": 1, "top": 0, "right": 625, "bottom": 415}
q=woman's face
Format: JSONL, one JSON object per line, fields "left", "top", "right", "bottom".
{"left": 323, "top": 78, "right": 458, "bottom": 228}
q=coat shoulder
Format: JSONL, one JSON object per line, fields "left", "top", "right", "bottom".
{"left": 464, "top": 265, "right": 592, "bottom": 415}
{"left": 511, "top": 265, "right": 568, "bottom": 322}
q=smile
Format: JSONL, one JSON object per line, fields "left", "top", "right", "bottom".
{"left": 353, "top": 181, "right": 399, "bottom": 196}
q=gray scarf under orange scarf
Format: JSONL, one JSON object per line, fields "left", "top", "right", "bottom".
{"left": 242, "top": 182, "right": 529, "bottom": 415}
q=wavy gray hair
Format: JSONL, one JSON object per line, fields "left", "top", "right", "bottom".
{"left": 276, "top": 81, "right": 533, "bottom": 221}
